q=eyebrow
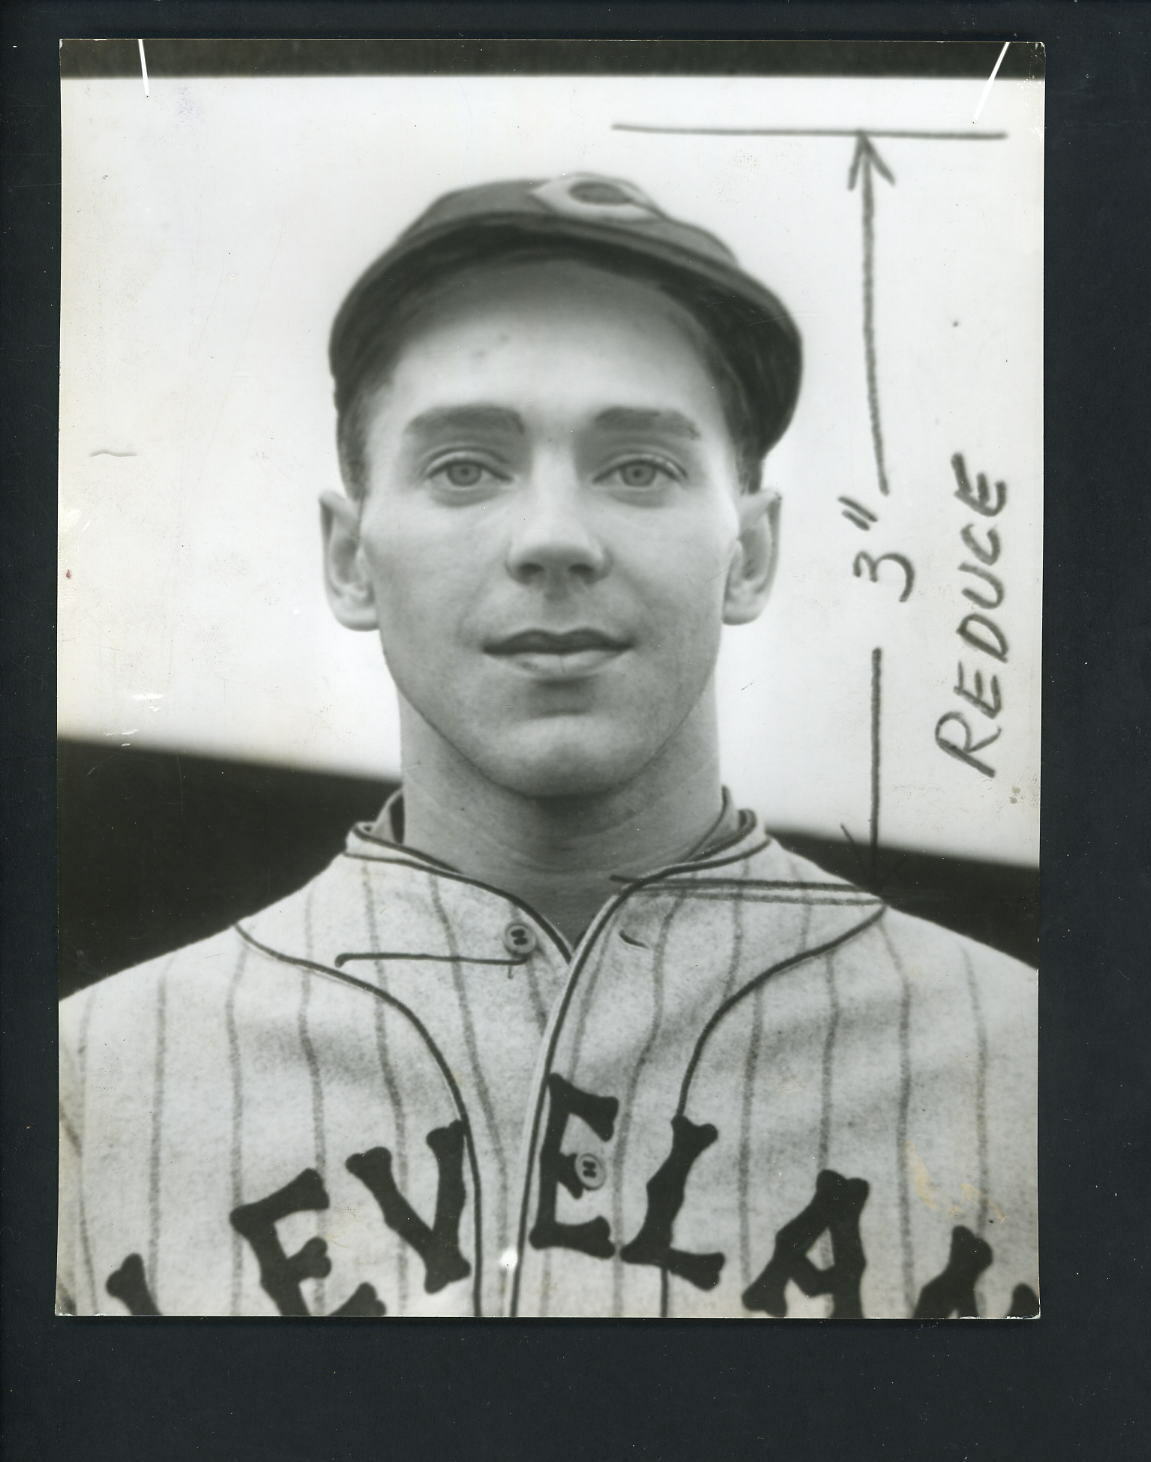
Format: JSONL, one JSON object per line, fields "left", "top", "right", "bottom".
{"left": 401, "top": 403, "right": 704, "bottom": 442}
{"left": 593, "top": 407, "right": 701, "bottom": 440}
{"left": 403, "top": 405, "right": 526, "bottom": 439}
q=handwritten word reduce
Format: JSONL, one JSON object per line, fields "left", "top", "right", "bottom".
{"left": 935, "top": 454, "right": 1009, "bottom": 778}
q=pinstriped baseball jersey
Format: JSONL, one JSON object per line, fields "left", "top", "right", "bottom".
{"left": 58, "top": 809, "right": 1038, "bottom": 1319}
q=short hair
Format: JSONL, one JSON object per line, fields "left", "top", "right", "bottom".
{"left": 335, "top": 238, "right": 768, "bottom": 501}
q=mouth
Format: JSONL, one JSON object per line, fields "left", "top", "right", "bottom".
{"left": 484, "top": 628, "right": 631, "bottom": 678}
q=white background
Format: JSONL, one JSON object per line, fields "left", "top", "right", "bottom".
{"left": 58, "top": 71, "right": 1043, "bottom": 863}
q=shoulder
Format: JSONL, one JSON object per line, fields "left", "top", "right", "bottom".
{"left": 762, "top": 836, "right": 1036, "bottom": 1024}
{"left": 60, "top": 925, "right": 242, "bottom": 1054}
{"left": 772, "top": 837, "right": 1032, "bottom": 956}
{"left": 57, "top": 836, "right": 403, "bottom": 1050}
{"left": 58, "top": 862, "right": 338, "bottom": 1052}
{"left": 876, "top": 901, "right": 1036, "bottom": 1053}
{"left": 876, "top": 897, "right": 1035, "bottom": 982}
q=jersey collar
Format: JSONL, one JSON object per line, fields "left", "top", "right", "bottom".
{"left": 344, "top": 786, "right": 764, "bottom": 883}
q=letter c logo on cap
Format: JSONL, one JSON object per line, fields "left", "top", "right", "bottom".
{"left": 530, "top": 174, "right": 663, "bottom": 225}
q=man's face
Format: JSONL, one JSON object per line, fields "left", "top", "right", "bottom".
{"left": 325, "top": 259, "right": 773, "bottom": 800}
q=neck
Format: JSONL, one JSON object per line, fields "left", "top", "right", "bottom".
{"left": 383, "top": 699, "right": 730, "bottom": 945}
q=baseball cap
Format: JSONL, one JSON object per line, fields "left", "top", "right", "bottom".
{"left": 329, "top": 173, "right": 802, "bottom": 457}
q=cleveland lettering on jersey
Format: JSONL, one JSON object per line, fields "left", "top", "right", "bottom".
{"left": 618, "top": 1115, "right": 724, "bottom": 1291}
{"left": 103, "top": 1105, "right": 1036, "bottom": 1319}
{"left": 346, "top": 1122, "right": 471, "bottom": 1294}
{"left": 230, "top": 1168, "right": 388, "bottom": 1318}
{"left": 742, "top": 1168, "right": 869, "bottom": 1319}
{"left": 529, "top": 1075, "right": 619, "bottom": 1258}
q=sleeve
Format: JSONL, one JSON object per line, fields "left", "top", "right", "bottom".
{"left": 969, "top": 938, "right": 1040, "bottom": 1314}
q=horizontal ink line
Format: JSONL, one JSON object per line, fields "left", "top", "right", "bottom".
{"left": 613, "top": 124, "right": 1008, "bottom": 140}
{"left": 335, "top": 950, "right": 527, "bottom": 968}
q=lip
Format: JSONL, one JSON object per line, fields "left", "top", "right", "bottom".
{"left": 484, "top": 627, "right": 631, "bottom": 679}
{"left": 486, "top": 628, "right": 630, "bottom": 656}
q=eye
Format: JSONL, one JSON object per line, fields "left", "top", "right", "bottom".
{"left": 428, "top": 458, "right": 503, "bottom": 490}
{"left": 600, "top": 457, "right": 680, "bottom": 490}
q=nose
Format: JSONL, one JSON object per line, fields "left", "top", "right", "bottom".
{"left": 504, "top": 468, "right": 610, "bottom": 587}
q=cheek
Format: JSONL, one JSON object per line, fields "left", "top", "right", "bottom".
{"left": 360, "top": 514, "right": 485, "bottom": 644}
{"left": 634, "top": 522, "right": 736, "bottom": 626}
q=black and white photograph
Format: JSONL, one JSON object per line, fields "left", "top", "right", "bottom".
{"left": 56, "top": 38, "right": 1042, "bottom": 1320}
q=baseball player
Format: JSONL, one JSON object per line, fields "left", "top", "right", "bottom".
{"left": 58, "top": 174, "right": 1038, "bottom": 1319}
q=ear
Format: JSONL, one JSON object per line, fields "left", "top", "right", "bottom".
{"left": 320, "top": 490, "right": 379, "bottom": 631}
{"left": 723, "top": 488, "right": 779, "bottom": 626}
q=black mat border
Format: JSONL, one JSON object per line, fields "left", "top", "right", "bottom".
{"left": 4, "top": 5, "right": 1149, "bottom": 1460}
{"left": 57, "top": 34, "right": 1046, "bottom": 77}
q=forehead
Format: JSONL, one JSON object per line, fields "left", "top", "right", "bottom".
{"left": 363, "top": 257, "right": 729, "bottom": 436}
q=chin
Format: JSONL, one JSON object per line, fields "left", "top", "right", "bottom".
{"left": 476, "top": 722, "right": 658, "bottom": 801}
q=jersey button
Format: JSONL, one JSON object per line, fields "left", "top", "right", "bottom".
{"left": 503, "top": 921, "right": 538, "bottom": 957}
{"left": 575, "top": 1153, "right": 606, "bottom": 1191}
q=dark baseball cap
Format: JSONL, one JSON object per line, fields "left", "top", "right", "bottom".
{"left": 329, "top": 173, "right": 802, "bottom": 456}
